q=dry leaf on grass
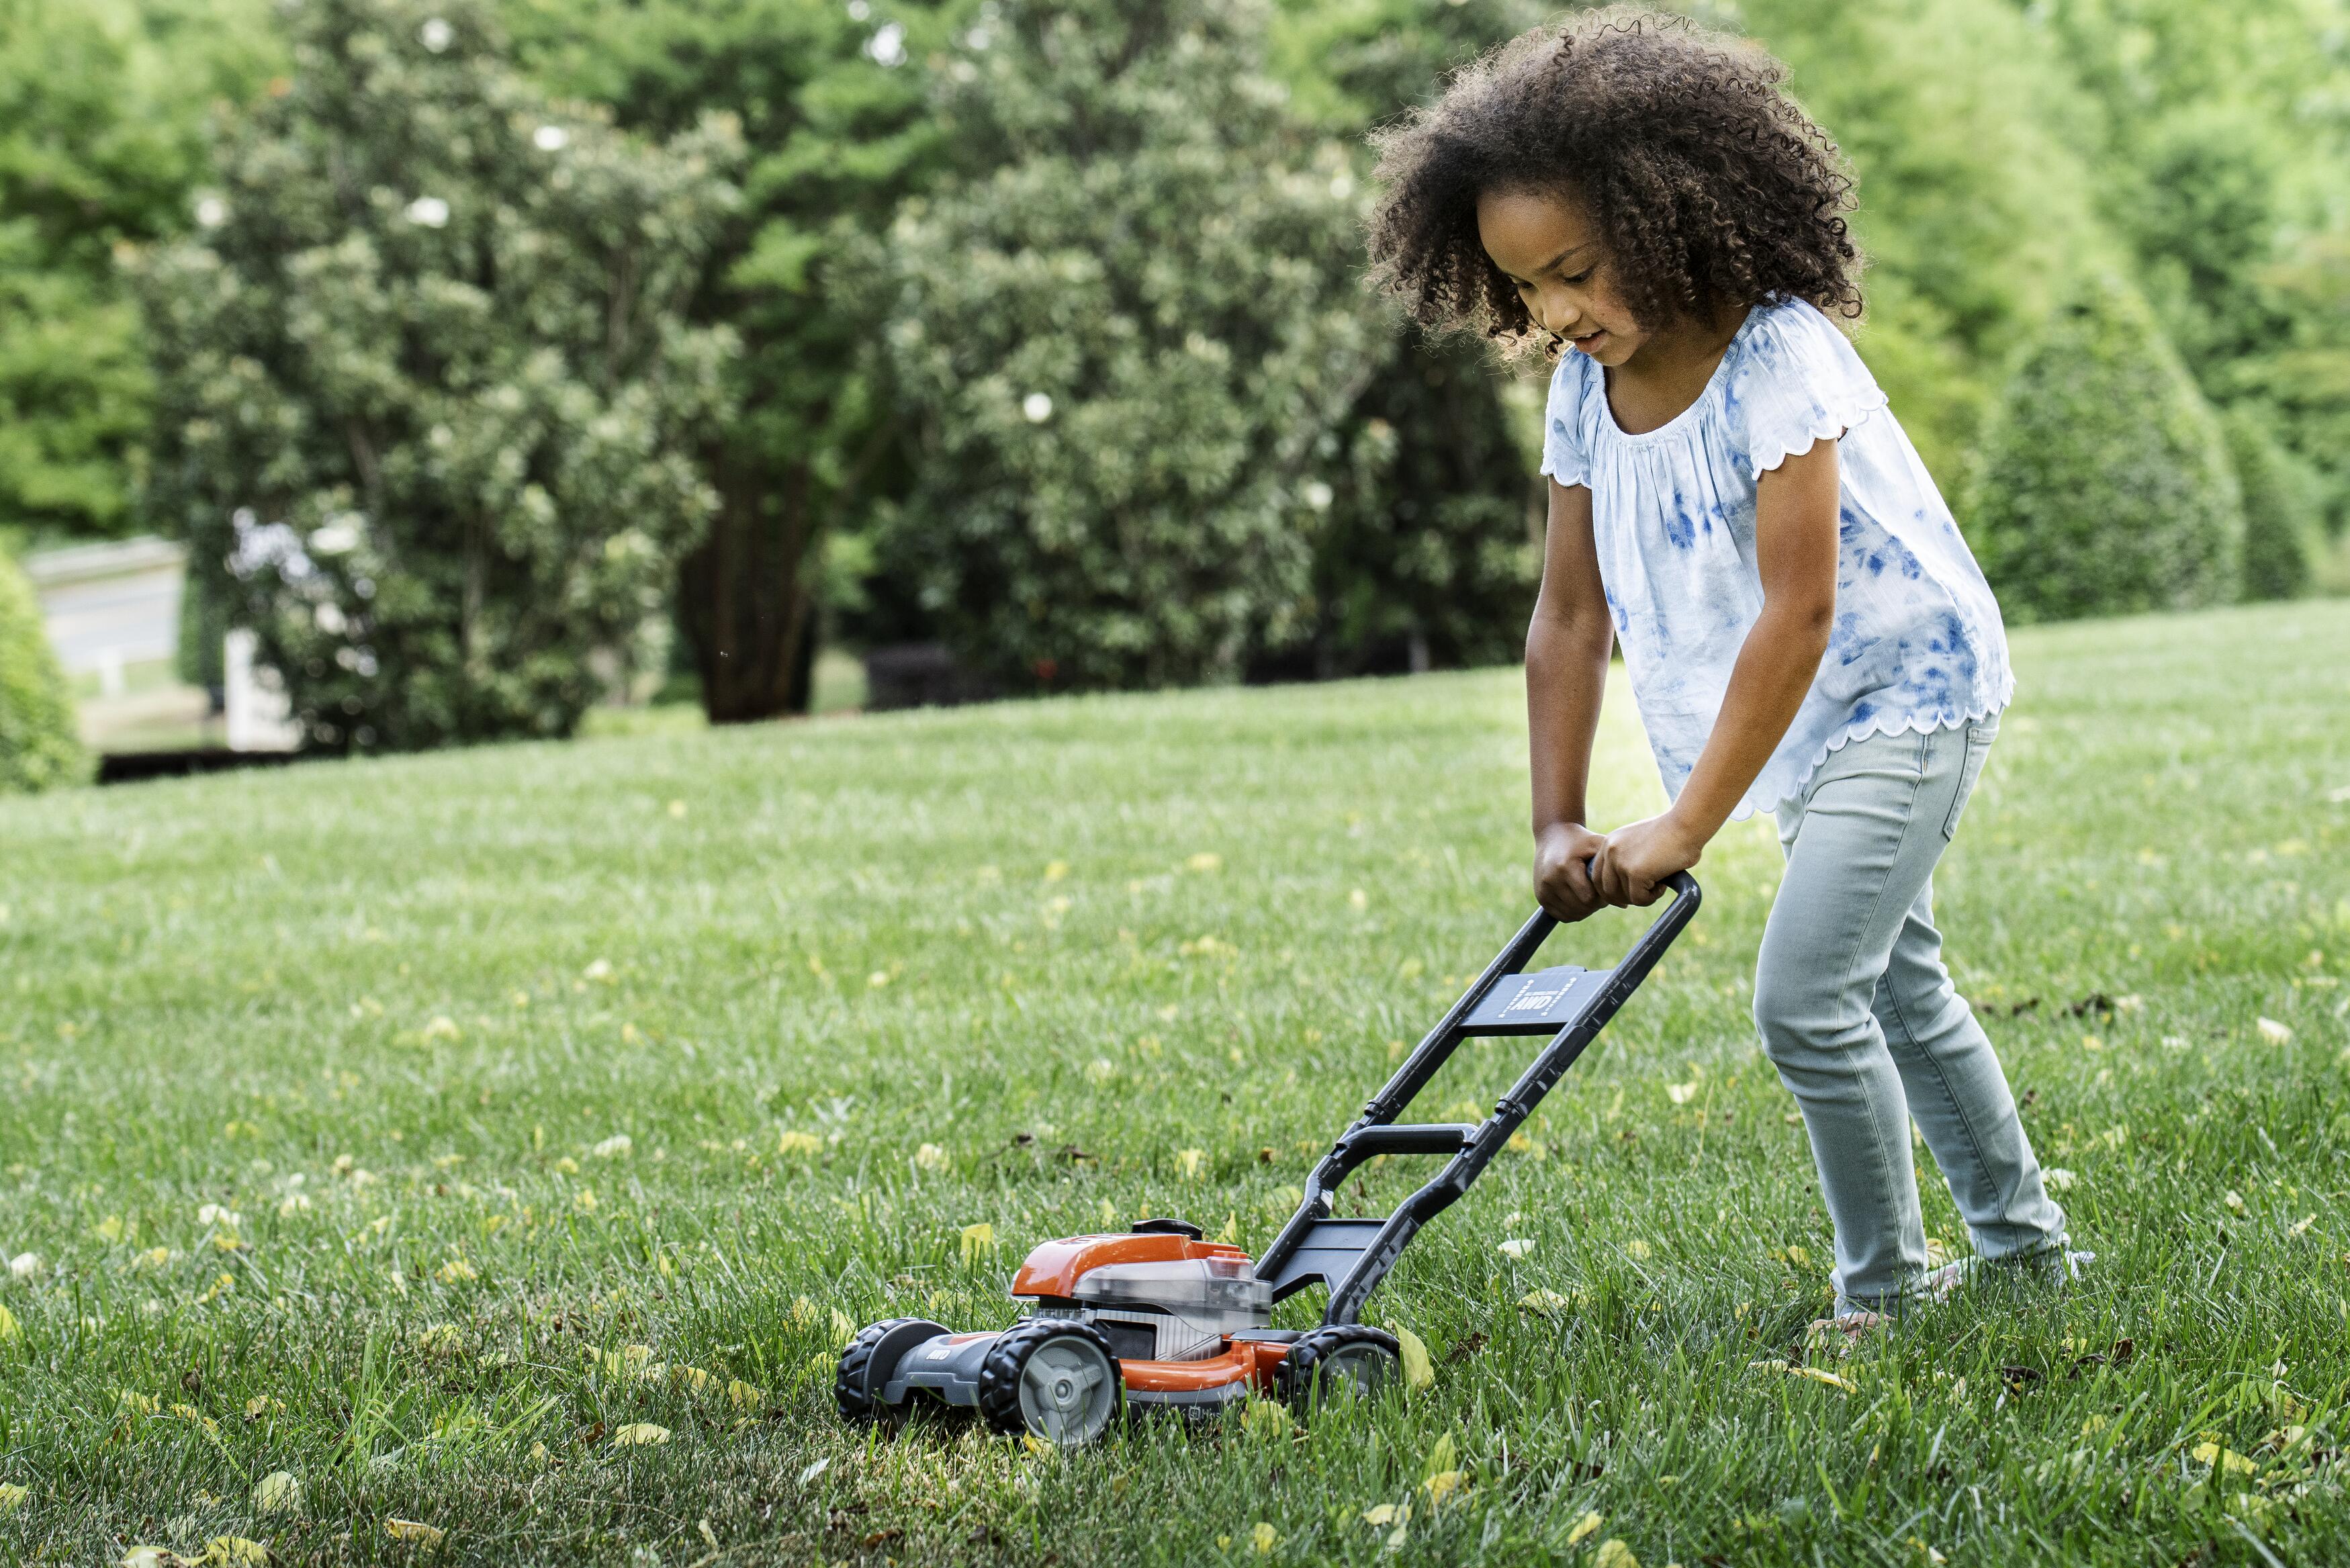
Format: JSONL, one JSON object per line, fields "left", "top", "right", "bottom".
{"left": 1791, "top": 1367, "right": 1857, "bottom": 1393}
{"left": 253, "top": 1471, "right": 301, "bottom": 1514}
{"left": 1394, "top": 1326, "right": 1435, "bottom": 1391}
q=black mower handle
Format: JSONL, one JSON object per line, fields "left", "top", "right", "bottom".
{"left": 1255, "top": 874, "right": 1701, "bottom": 1324}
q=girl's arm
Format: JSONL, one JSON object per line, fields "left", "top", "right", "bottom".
{"left": 1592, "top": 439, "right": 1840, "bottom": 905}
{"left": 1527, "top": 478, "right": 1616, "bottom": 921}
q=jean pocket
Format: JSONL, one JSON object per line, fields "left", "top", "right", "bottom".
{"left": 1941, "top": 723, "right": 1994, "bottom": 840}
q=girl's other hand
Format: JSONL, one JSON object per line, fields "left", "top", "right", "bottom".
{"left": 1592, "top": 812, "right": 1704, "bottom": 907}
{"left": 1534, "top": 821, "right": 1610, "bottom": 922}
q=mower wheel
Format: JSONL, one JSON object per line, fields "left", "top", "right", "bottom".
{"left": 1277, "top": 1324, "right": 1400, "bottom": 1410}
{"left": 835, "top": 1317, "right": 950, "bottom": 1426}
{"left": 977, "top": 1318, "right": 1124, "bottom": 1445}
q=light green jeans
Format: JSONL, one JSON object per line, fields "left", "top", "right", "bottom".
{"left": 1757, "top": 715, "right": 2067, "bottom": 1313}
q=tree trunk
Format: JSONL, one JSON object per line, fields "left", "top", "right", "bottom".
{"left": 678, "top": 457, "right": 817, "bottom": 723}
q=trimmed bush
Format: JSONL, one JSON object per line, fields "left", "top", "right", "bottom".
{"left": 0, "top": 547, "right": 89, "bottom": 793}
{"left": 2221, "top": 409, "right": 2322, "bottom": 601}
{"left": 1965, "top": 273, "right": 2242, "bottom": 622}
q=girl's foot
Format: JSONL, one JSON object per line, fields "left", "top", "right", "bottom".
{"left": 1923, "top": 1244, "right": 2095, "bottom": 1301}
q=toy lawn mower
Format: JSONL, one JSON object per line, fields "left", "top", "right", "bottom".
{"left": 835, "top": 875, "right": 1699, "bottom": 1444}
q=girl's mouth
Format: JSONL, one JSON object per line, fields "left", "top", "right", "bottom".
{"left": 1570, "top": 330, "right": 1608, "bottom": 353}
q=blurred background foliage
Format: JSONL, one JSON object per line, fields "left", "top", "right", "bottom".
{"left": 1, "top": 0, "right": 2346, "bottom": 757}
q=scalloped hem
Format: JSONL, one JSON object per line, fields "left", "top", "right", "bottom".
{"left": 1750, "top": 390, "right": 1892, "bottom": 476}
{"left": 1725, "top": 669, "right": 2018, "bottom": 823}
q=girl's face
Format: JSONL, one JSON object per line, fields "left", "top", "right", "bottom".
{"left": 1476, "top": 186, "right": 1647, "bottom": 367}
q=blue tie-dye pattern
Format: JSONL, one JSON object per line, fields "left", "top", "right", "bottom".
{"left": 1536, "top": 297, "right": 2014, "bottom": 819}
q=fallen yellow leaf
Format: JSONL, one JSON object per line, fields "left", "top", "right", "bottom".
{"left": 203, "top": 1537, "right": 267, "bottom": 1566}
{"left": 0, "top": 1483, "right": 28, "bottom": 1512}
{"left": 1567, "top": 1510, "right": 1604, "bottom": 1546}
{"left": 1249, "top": 1521, "right": 1277, "bottom": 1553}
{"left": 611, "top": 1422, "right": 670, "bottom": 1446}
{"left": 1421, "top": 1469, "right": 1465, "bottom": 1505}
{"left": 253, "top": 1471, "right": 301, "bottom": 1514}
{"left": 1394, "top": 1325, "right": 1435, "bottom": 1391}
{"left": 960, "top": 1222, "right": 996, "bottom": 1262}
{"left": 2190, "top": 1440, "right": 2256, "bottom": 1475}
{"left": 776, "top": 1130, "right": 821, "bottom": 1156}
{"left": 1594, "top": 1541, "right": 1640, "bottom": 1568}
{"left": 1792, "top": 1366, "right": 1858, "bottom": 1394}
{"left": 384, "top": 1517, "right": 445, "bottom": 1547}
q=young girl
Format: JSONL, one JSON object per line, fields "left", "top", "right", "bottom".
{"left": 1365, "top": 9, "right": 2077, "bottom": 1338}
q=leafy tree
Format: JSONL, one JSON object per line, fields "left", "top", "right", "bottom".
{"left": 866, "top": 0, "right": 1378, "bottom": 691}
{"left": 2029, "top": 0, "right": 2350, "bottom": 510}
{"left": 1274, "top": 326, "right": 1537, "bottom": 678}
{"left": 0, "top": 0, "right": 280, "bottom": 546}
{"left": 1742, "top": 0, "right": 2114, "bottom": 492}
{"left": 505, "top": 0, "right": 965, "bottom": 720}
{"left": 0, "top": 544, "right": 88, "bottom": 792}
{"left": 136, "top": 0, "right": 741, "bottom": 751}
{"left": 2222, "top": 408, "right": 2322, "bottom": 600}
{"left": 1966, "top": 273, "right": 2242, "bottom": 622}
{"left": 1259, "top": 0, "right": 1551, "bottom": 676}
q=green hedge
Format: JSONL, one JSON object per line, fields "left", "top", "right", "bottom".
{"left": 1966, "top": 273, "right": 2243, "bottom": 622}
{"left": 2222, "top": 408, "right": 2323, "bottom": 601}
{"left": 0, "top": 548, "right": 89, "bottom": 793}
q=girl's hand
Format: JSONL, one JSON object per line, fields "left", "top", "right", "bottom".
{"left": 1593, "top": 812, "right": 1705, "bottom": 907}
{"left": 1533, "top": 821, "right": 1610, "bottom": 922}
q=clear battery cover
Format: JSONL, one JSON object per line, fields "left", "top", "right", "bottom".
{"left": 1071, "top": 1256, "right": 1271, "bottom": 1320}
{"left": 1063, "top": 1256, "right": 1272, "bottom": 1361}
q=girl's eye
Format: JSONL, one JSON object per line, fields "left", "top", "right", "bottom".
{"left": 1564, "top": 269, "right": 1593, "bottom": 285}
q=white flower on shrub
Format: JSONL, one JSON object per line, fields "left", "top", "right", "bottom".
{"left": 308, "top": 519, "right": 359, "bottom": 554}
{"left": 1022, "top": 391, "right": 1054, "bottom": 424}
{"left": 195, "top": 196, "right": 226, "bottom": 228}
{"left": 533, "top": 125, "right": 570, "bottom": 152}
{"left": 865, "top": 21, "right": 907, "bottom": 66}
{"left": 405, "top": 196, "right": 450, "bottom": 228}
{"left": 1302, "top": 481, "right": 1334, "bottom": 510}
{"left": 420, "top": 17, "right": 453, "bottom": 52}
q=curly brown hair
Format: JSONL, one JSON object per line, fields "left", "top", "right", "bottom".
{"left": 1365, "top": 7, "right": 1862, "bottom": 357}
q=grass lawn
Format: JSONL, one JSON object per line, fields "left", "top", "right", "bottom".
{"left": 3, "top": 600, "right": 2347, "bottom": 1567}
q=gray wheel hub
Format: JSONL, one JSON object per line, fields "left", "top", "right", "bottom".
{"left": 1017, "top": 1335, "right": 1117, "bottom": 1443}
{"left": 1319, "top": 1344, "right": 1389, "bottom": 1397}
